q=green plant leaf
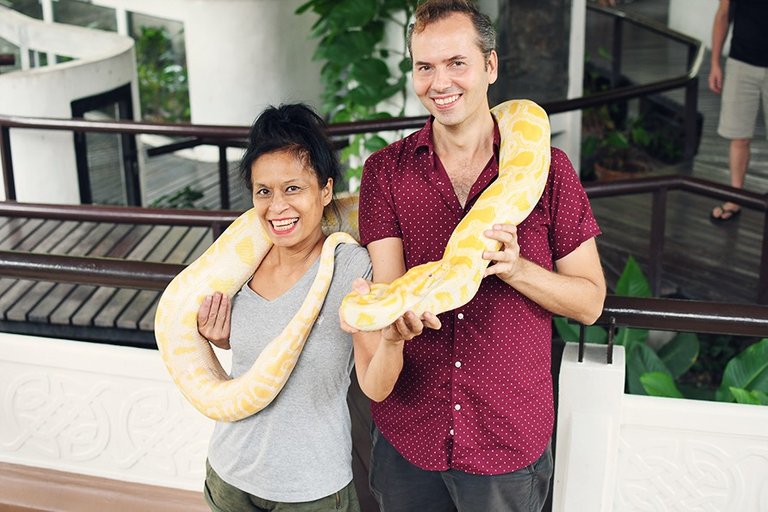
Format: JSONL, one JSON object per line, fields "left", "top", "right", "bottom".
{"left": 626, "top": 343, "right": 669, "bottom": 395}
{"left": 640, "top": 372, "right": 684, "bottom": 398}
{"left": 605, "top": 130, "right": 629, "bottom": 149}
{"left": 614, "top": 327, "right": 648, "bottom": 354}
{"left": 716, "top": 338, "right": 768, "bottom": 402}
{"left": 322, "top": 0, "right": 377, "bottom": 30}
{"left": 553, "top": 317, "right": 607, "bottom": 344}
{"left": 728, "top": 387, "right": 766, "bottom": 405}
{"left": 364, "top": 135, "right": 389, "bottom": 152}
{"left": 347, "top": 85, "right": 385, "bottom": 107}
{"left": 729, "top": 388, "right": 768, "bottom": 405}
{"left": 658, "top": 332, "right": 700, "bottom": 378}
{"left": 317, "top": 31, "right": 379, "bottom": 66}
{"left": 351, "top": 58, "right": 391, "bottom": 86}
{"left": 615, "top": 256, "right": 652, "bottom": 298}
{"left": 398, "top": 56, "right": 412, "bottom": 73}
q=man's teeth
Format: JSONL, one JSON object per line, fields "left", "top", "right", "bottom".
{"left": 435, "top": 95, "right": 459, "bottom": 106}
{"left": 271, "top": 218, "right": 298, "bottom": 231}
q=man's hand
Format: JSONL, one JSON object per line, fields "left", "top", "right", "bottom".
{"left": 708, "top": 65, "right": 724, "bottom": 94}
{"left": 197, "top": 292, "right": 231, "bottom": 349}
{"left": 483, "top": 223, "right": 523, "bottom": 282}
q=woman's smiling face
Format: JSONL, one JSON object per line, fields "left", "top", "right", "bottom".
{"left": 250, "top": 149, "right": 332, "bottom": 249}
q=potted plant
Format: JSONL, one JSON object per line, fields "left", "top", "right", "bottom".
{"left": 582, "top": 108, "right": 652, "bottom": 181}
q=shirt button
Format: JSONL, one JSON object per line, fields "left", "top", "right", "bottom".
{"left": 449, "top": 429, "right": 455, "bottom": 436}
{"left": 457, "top": 313, "right": 464, "bottom": 320}
{"left": 454, "top": 361, "right": 462, "bottom": 368}
{"left": 454, "top": 404, "right": 461, "bottom": 411}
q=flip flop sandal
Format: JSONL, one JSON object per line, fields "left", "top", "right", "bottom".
{"left": 710, "top": 204, "right": 741, "bottom": 223}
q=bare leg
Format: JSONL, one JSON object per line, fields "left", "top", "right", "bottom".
{"left": 712, "top": 138, "right": 750, "bottom": 218}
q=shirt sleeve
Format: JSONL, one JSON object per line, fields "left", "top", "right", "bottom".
{"left": 358, "top": 148, "right": 402, "bottom": 247}
{"left": 547, "top": 147, "right": 602, "bottom": 261}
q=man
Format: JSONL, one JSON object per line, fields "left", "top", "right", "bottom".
{"left": 349, "top": 1, "right": 606, "bottom": 510}
{"left": 708, "top": 0, "right": 768, "bottom": 222}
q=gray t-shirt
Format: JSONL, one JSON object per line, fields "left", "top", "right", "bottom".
{"left": 207, "top": 242, "right": 371, "bottom": 502}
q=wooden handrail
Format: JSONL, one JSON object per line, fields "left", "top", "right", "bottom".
{"left": 0, "top": 249, "right": 764, "bottom": 338}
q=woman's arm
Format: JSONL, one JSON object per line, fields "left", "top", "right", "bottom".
{"left": 350, "top": 237, "right": 440, "bottom": 401}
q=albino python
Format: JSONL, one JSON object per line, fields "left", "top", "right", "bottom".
{"left": 155, "top": 98, "right": 549, "bottom": 422}
{"left": 339, "top": 99, "right": 550, "bottom": 330}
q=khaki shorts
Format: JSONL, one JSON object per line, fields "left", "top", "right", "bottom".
{"left": 204, "top": 460, "right": 361, "bottom": 512}
{"left": 718, "top": 57, "right": 768, "bottom": 140}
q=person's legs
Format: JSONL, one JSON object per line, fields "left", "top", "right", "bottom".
{"left": 264, "top": 480, "right": 360, "bottom": 512}
{"left": 206, "top": 460, "right": 360, "bottom": 512}
{"left": 204, "top": 460, "right": 267, "bottom": 512}
{"left": 368, "top": 426, "right": 455, "bottom": 512}
{"left": 713, "top": 58, "right": 761, "bottom": 220}
{"left": 443, "top": 442, "right": 553, "bottom": 512}
{"left": 712, "top": 137, "right": 751, "bottom": 219}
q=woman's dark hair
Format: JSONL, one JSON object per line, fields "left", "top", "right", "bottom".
{"left": 239, "top": 103, "right": 340, "bottom": 192}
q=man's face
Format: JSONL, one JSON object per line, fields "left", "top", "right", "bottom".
{"left": 410, "top": 12, "right": 498, "bottom": 130}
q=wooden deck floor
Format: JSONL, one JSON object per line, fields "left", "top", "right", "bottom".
{"left": 586, "top": 0, "right": 767, "bottom": 305}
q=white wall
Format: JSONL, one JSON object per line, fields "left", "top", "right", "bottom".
{"left": 554, "top": 343, "right": 768, "bottom": 511}
{"left": 0, "top": 7, "right": 137, "bottom": 204}
{"left": 0, "top": 333, "right": 224, "bottom": 490}
{"left": 93, "top": 0, "right": 324, "bottom": 126}
{"left": 668, "top": 0, "right": 725, "bottom": 53}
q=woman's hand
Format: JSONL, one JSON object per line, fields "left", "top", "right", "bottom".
{"left": 197, "top": 292, "right": 231, "bottom": 349}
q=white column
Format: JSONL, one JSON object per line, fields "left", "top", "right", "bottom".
{"left": 553, "top": 343, "right": 625, "bottom": 512}
{"left": 40, "top": 0, "right": 55, "bottom": 66}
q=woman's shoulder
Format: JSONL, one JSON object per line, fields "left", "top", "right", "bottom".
{"left": 334, "top": 242, "right": 372, "bottom": 279}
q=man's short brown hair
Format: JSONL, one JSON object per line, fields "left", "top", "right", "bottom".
{"left": 407, "top": 0, "right": 496, "bottom": 60}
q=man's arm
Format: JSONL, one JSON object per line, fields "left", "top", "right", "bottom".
{"left": 484, "top": 225, "right": 606, "bottom": 325}
{"left": 709, "top": 0, "right": 731, "bottom": 94}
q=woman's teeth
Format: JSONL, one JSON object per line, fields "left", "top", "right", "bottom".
{"left": 271, "top": 218, "right": 298, "bottom": 231}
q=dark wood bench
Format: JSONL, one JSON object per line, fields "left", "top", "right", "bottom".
{"left": 0, "top": 216, "right": 213, "bottom": 347}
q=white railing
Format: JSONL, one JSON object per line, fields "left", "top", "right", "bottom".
{"left": 554, "top": 343, "right": 768, "bottom": 511}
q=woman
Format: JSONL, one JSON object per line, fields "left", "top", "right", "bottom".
{"left": 197, "top": 104, "right": 370, "bottom": 512}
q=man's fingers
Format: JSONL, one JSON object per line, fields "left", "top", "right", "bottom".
{"left": 421, "top": 312, "right": 442, "bottom": 330}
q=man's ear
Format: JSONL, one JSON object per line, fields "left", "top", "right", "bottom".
{"left": 487, "top": 50, "right": 499, "bottom": 85}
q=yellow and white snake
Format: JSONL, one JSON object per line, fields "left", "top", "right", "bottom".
{"left": 341, "top": 99, "right": 550, "bottom": 330}
{"left": 154, "top": 99, "right": 550, "bottom": 422}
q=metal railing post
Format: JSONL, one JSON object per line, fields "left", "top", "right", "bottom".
{"left": 760, "top": 209, "right": 768, "bottom": 305}
{"left": 611, "top": 16, "right": 624, "bottom": 88}
{"left": 218, "top": 145, "right": 230, "bottom": 210}
{"left": 0, "top": 127, "right": 15, "bottom": 201}
{"left": 649, "top": 188, "right": 668, "bottom": 297}
{"left": 683, "top": 76, "right": 699, "bottom": 160}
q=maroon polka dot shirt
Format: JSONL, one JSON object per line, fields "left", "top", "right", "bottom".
{"left": 359, "top": 117, "right": 601, "bottom": 475}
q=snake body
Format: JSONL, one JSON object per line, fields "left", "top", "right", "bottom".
{"left": 339, "top": 99, "right": 551, "bottom": 331}
{"left": 155, "top": 99, "right": 549, "bottom": 422}
{"left": 154, "top": 212, "right": 357, "bottom": 422}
